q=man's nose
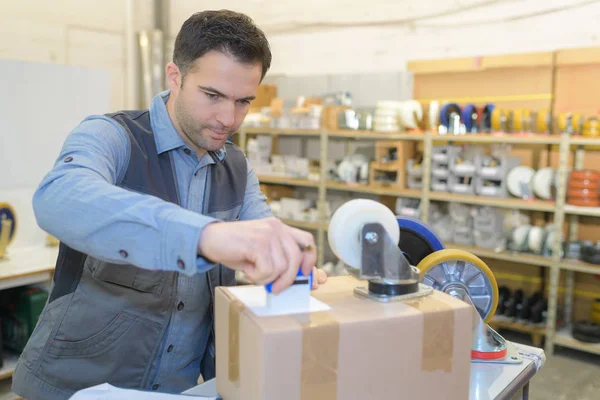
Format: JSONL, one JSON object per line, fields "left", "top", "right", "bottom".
{"left": 216, "top": 101, "right": 235, "bottom": 128}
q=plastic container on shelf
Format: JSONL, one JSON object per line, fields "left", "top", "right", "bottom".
{"left": 474, "top": 231, "right": 506, "bottom": 250}
{"left": 406, "top": 159, "right": 423, "bottom": 177}
{"left": 453, "top": 225, "right": 475, "bottom": 245}
{"left": 475, "top": 177, "right": 509, "bottom": 198}
{"left": 476, "top": 155, "right": 520, "bottom": 181}
{"left": 431, "top": 177, "right": 449, "bottom": 192}
{"left": 407, "top": 175, "right": 423, "bottom": 190}
{"left": 431, "top": 166, "right": 450, "bottom": 179}
{"left": 473, "top": 206, "right": 504, "bottom": 233}
{"left": 449, "top": 174, "right": 476, "bottom": 194}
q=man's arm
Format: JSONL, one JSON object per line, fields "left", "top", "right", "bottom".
{"left": 33, "top": 116, "right": 216, "bottom": 275}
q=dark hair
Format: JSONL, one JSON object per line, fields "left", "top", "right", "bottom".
{"left": 173, "top": 10, "right": 272, "bottom": 82}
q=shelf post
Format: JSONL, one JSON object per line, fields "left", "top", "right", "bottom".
{"left": 317, "top": 128, "right": 329, "bottom": 268}
{"left": 420, "top": 132, "right": 433, "bottom": 223}
{"left": 565, "top": 146, "right": 585, "bottom": 327}
{"left": 546, "top": 133, "right": 570, "bottom": 355}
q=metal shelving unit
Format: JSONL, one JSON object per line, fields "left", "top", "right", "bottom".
{"left": 240, "top": 126, "right": 600, "bottom": 356}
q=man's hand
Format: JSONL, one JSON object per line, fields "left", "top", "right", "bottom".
{"left": 198, "top": 217, "right": 317, "bottom": 294}
{"left": 311, "top": 266, "right": 328, "bottom": 290}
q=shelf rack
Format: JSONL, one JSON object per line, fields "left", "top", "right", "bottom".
{"left": 240, "top": 126, "right": 600, "bottom": 358}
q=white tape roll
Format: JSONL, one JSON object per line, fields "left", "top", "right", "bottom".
{"left": 328, "top": 199, "right": 400, "bottom": 269}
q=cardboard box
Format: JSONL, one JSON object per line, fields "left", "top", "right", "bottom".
{"left": 259, "top": 184, "right": 295, "bottom": 203}
{"left": 321, "top": 105, "right": 350, "bottom": 130}
{"left": 215, "top": 276, "right": 473, "bottom": 400}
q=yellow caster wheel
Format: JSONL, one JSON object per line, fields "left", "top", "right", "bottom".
{"left": 418, "top": 249, "right": 499, "bottom": 323}
{"left": 491, "top": 109, "right": 503, "bottom": 132}
{"left": 535, "top": 109, "right": 551, "bottom": 133}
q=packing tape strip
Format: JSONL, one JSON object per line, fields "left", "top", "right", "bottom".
{"left": 406, "top": 295, "right": 455, "bottom": 373}
{"left": 295, "top": 312, "right": 340, "bottom": 400}
{"left": 227, "top": 292, "right": 340, "bottom": 397}
{"left": 228, "top": 298, "right": 246, "bottom": 383}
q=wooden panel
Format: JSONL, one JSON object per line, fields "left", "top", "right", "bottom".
{"left": 577, "top": 217, "right": 600, "bottom": 241}
{"left": 482, "top": 52, "right": 554, "bottom": 69}
{"left": 554, "top": 64, "right": 600, "bottom": 116}
{"left": 556, "top": 47, "right": 600, "bottom": 66}
{"left": 407, "top": 52, "right": 553, "bottom": 74}
{"left": 413, "top": 67, "right": 552, "bottom": 110}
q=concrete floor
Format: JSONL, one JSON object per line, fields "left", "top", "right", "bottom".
{"left": 500, "top": 331, "right": 600, "bottom": 400}
{"left": 530, "top": 347, "right": 600, "bottom": 400}
{"left": 0, "top": 333, "right": 598, "bottom": 399}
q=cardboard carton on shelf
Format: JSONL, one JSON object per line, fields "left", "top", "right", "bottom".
{"left": 216, "top": 276, "right": 473, "bottom": 400}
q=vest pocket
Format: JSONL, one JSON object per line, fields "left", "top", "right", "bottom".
{"left": 92, "top": 262, "right": 166, "bottom": 295}
{"left": 207, "top": 203, "right": 242, "bottom": 222}
{"left": 47, "top": 312, "right": 136, "bottom": 357}
{"left": 40, "top": 311, "right": 162, "bottom": 391}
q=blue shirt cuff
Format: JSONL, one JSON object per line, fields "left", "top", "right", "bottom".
{"left": 162, "top": 209, "right": 218, "bottom": 275}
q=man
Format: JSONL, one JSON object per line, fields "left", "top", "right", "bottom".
{"left": 12, "top": 10, "right": 325, "bottom": 400}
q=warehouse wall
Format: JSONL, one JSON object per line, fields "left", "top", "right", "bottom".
{"left": 0, "top": 0, "right": 155, "bottom": 112}
{"left": 170, "top": 0, "right": 600, "bottom": 76}
{"left": 5, "top": 1, "right": 599, "bottom": 112}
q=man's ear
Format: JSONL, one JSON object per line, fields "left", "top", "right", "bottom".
{"left": 165, "top": 62, "right": 182, "bottom": 91}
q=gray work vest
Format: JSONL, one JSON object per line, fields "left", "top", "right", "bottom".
{"left": 12, "top": 109, "right": 247, "bottom": 400}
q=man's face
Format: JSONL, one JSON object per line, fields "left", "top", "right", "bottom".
{"left": 169, "top": 50, "right": 262, "bottom": 152}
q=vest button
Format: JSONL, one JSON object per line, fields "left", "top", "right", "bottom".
{"left": 177, "top": 301, "right": 184, "bottom": 311}
{"left": 64, "top": 156, "right": 73, "bottom": 163}
{"left": 152, "top": 384, "right": 160, "bottom": 390}
{"left": 184, "top": 148, "right": 191, "bottom": 155}
{"left": 119, "top": 250, "right": 128, "bottom": 258}
{"left": 177, "top": 259, "right": 185, "bottom": 269}
{"left": 167, "top": 344, "right": 174, "bottom": 352}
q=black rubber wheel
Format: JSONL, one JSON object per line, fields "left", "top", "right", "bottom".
{"left": 497, "top": 286, "right": 510, "bottom": 315}
{"left": 573, "top": 320, "right": 600, "bottom": 339}
{"left": 529, "top": 297, "right": 546, "bottom": 324}
{"left": 572, "top": 330, "right": 600, "bottom": 344}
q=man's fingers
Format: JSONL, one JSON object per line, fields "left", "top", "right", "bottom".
{"left": 284, "top": 226, "right": 316, "bottom": 276}
{"left": 311, "top": 266, "right": 319, "bottom": 289}
{"left": 317, "top": 268, "right": 327, "bottom": 284}
{"left": 271, "top": 234, "right": 303, "bottom": 294}
{"left": 244, "top": 242, "right": 276, "bottom": 285}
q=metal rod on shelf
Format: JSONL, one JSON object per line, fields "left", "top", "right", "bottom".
{"left": 546, "top": 133, "right": 570, "bottom": 355}
{"left": 317, "top": 129, "right": 329, "bottom": 268}
{"left": 420, "top": 132, "right": 433, "bottom": 223}
{"left": 565, "top": 146, "right": 585, "bottom": 326}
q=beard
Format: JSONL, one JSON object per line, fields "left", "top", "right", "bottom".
{"left": 174, "top": 95, "right": 232, "bottom": 152}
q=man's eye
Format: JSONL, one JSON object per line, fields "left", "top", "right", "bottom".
{"left": 205, "top": 92, "right": 219, "bottom": 100}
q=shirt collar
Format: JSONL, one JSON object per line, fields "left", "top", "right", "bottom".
{"left": 150, "top": 90, "right": 227, "bottom": 161}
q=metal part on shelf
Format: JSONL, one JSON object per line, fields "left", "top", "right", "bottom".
{"left": 240, "top": 126, "right": 600, "bottom": 357}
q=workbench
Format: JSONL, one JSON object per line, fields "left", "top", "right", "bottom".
{"left": 469, "top": 343, "right": 545, "bottom": 400}
{"left": 70, "top": 343, "right": 546, "bottom": 400}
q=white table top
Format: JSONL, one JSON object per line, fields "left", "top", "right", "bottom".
{"left": 469, "top": 343, "right": 545, "bottom": 400}
{"left": 70, "top": 343, "right": 544, "bottom": 400}
{"left": 0, "top": 245, "right": 57, "bottom": 280}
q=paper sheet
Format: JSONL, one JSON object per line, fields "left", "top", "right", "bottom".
{"left": 69, "top": 383, "right": 218, "bottom": 400}
{"left": 227, "top": 285, "right": 331, "bottom": 317}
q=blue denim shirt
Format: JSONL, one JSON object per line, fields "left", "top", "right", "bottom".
{"left": 32, "top": 90, "right": 272, "bottom": 393}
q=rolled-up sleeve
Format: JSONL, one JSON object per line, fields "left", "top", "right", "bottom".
{"left": 32, "top": 116, "right": 216, "bottom": 275}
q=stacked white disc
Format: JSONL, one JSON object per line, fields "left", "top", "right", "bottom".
{"left": 374, "top": 101, "right": 402, "bottom": 132}
{"left": 374, "top": 100, "right": 423, "bottom": 131}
